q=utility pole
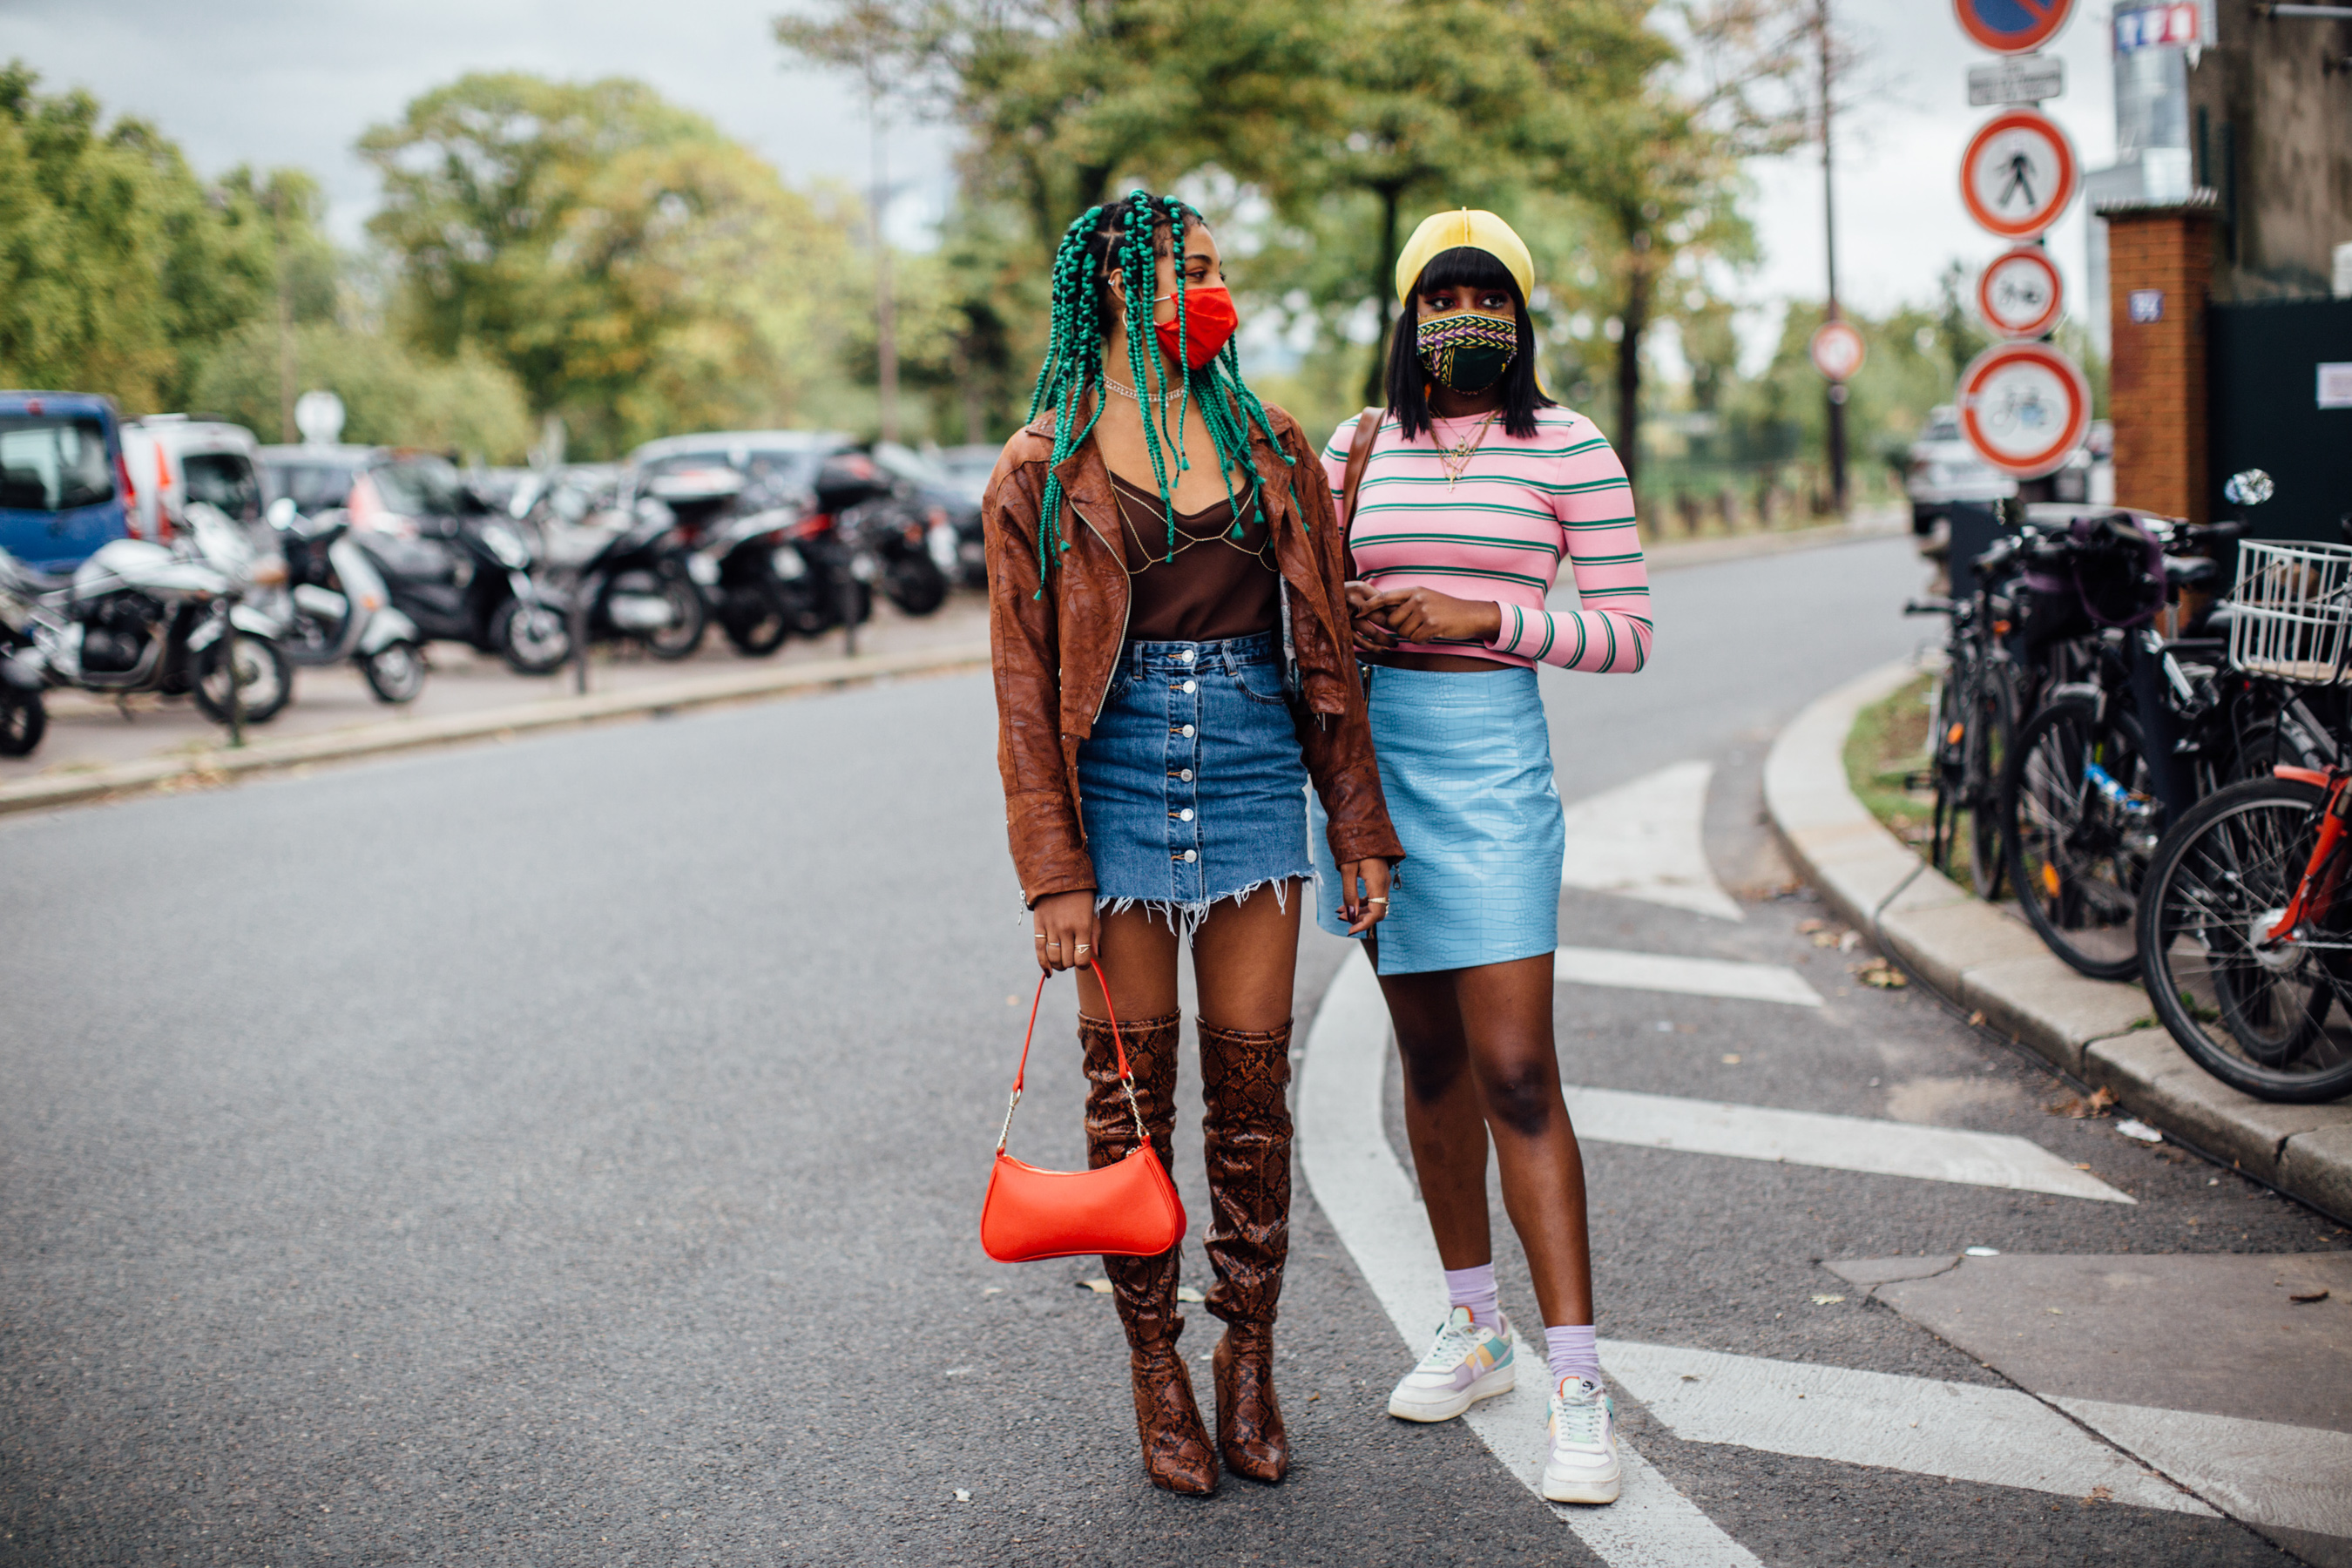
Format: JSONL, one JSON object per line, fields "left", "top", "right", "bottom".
{"left": 1819, "top": 0, "right": 1849, "bottom": 516}
{"left": 868, "top": 85, "right": 901, "bottom": 444}
{"left": 272, "top": 185, "right": 296, "bottom": 445}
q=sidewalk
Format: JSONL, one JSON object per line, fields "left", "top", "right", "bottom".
{"left": 1764, "top": 659, "right": 2352, "bottom": 1225}
{"left": 0, "top": 595, "right": 992, "bottom": 816}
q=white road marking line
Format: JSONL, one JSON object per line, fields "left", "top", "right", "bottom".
{"left": 1558, "top": 1085, "right": 2135, "bottom": 1204}
{"left": 1556, "top": 944, "right": 1822, "bottom": 1006}
{"left": 2054, "top": 1397, "right": 2352, "bottom": 1539}
{"left": 1301, "top": 950, "right": 1765, "bottom": 1567}
{"left": 1561, "top": 760, "right": 1744, "bottom": 923}
{"left": 1604, "top": 1342, "right": 2213, "bottom": 1517}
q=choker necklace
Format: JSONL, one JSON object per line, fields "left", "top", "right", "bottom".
{"left": 1102, "top": 373, "right": 1183, "bottom": 406}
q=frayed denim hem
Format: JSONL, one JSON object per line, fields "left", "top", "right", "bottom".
{"left": 1096, "top": 875, "right": 1301, "bottom": 943}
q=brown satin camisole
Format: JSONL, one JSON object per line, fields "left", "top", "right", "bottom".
{"left": 1108, "top": 472, "right": 1281, "bottom": 643}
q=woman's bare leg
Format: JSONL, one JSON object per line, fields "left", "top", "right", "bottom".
{"left": 1383, "top": 951, "right": 1592, "bottom": 1328}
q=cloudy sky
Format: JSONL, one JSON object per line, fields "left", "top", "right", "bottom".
{"left": 10, "top": 0, "right": 2123, "bottom": 356}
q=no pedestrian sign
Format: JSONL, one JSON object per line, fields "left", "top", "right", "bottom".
{"left": 1960, "top": 110, "right": 2079, "bottom": 240}
{"left": 1977, "top": 247, "right": 2065, "bottom": 338}
{"left": 1955, "top": 0, "right": 2074, "bottom": 54}
{"left": 1957, "top": 341, "right": 2092, "bottom": 478}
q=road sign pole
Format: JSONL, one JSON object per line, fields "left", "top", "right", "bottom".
{"left": 1819, "top": 0, "right": 1848, "bottom": 516}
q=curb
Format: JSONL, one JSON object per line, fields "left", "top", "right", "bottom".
{"left": 0, "top": 640, "right": 990, "bottom": 818}
{"left": 1643, "top": 510, "right": 1908, "bottom": 572}
{"left": 1763, "top": 659, "right": 2352, "bottom": 1225}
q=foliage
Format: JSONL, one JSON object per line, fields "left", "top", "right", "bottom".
{"left": 190, "top": 321, "right": 534, "bottom": 462}
{"left": 0, "top": 63, "right": 328, "bottom": 414}
{"left": 361, "top": 73, "right": 864, "bottom": 457}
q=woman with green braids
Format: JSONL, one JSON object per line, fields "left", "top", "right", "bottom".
{"left": 983, "top": 191, "right": 1402, "bottom": 1496}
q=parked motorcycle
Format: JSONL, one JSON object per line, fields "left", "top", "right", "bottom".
{"left": 0, "top": 501, "right": 293, "bottom": 752}
{"left": 541, "top": 497, "right": 709, "bottom": 660}
{"left": 818, "top": 452, "right": 944, "bottom": 618}
{"left": 350, "top": 497, "right": 571, "bottom": 676}
{"left": 263, "top": 497, "right": 429, "bottom": 703}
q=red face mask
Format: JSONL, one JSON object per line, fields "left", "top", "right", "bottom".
{"left": 1153, "top": 284, "right": 1239, "bottom": 371}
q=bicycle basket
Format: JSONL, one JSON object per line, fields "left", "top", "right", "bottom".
{"left": 2226, "top": 537, "right": 2352, "bottom": 685}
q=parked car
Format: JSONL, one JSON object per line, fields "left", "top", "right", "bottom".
{"left": 257, "top": 443, "right": 378, "bottom": 515}
{"left": 930, "top": 443, "right": 1001, "bottom": 506}
{"left": 1, "top": 390, "right": 132, "bottom": 573}
{"left": 1904, "top": 404, "right": 2018, "bottom": 535}
{"left": 120, "top": 416, "right": 264, "bottom": 539}
{"left": 874, "top": 442, "right": 985, "bottom": 590}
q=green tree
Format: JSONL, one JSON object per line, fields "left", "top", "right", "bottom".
{"left": 361, "top": 73, "right": 862, "bottom": 456}
{"left": 0, "top": 63, "right": 323, "bottom": 413}
{"left": 191, "top": 321, "right": 535, "bottom": 461}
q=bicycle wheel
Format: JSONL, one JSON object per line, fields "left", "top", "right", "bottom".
{"left": 2002, "top": 694, "right": 2158, "bottom": 980}
{"left": 2139, "top": 776, "right": 2352, "bottom": 1102}
{"left": 1964, "top": 667, "right": 2013, "bottom": 900}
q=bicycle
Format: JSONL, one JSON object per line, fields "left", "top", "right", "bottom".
{"left": 2137, "top": 527, "right": 2352, "bottom": 1102}
{"left": 1997, "top": 498, "right": 2333, "bottom": 979}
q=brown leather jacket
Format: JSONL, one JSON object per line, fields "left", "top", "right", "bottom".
{"left": 982, "top": 402, "right": 1403, "bottom": 905}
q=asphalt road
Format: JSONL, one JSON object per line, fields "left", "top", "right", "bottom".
{"left": 2, "top": 534, "right": 2342, "bottom": 1566}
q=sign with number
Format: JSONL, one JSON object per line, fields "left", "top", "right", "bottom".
{"left": 1959, "top": 110, "right": 2079, "bottom": 240}
{"left": 1957, "top": 341, "right": 2092, "bottom": 478}
{"left": 2114, "top": 2, "right": 2198, "bottom": 51}
{"left": 1977, "top": 247, "right": 2065, "bottom": 338}
{"left": 1955, "top": 0, "right": 2074, "bottom": 54}
{"left": 1967, "top": 54, "right": 2065, "bottom": 105}
{"left": 1809, "top": 320, "right": 1868, "bottom": 382}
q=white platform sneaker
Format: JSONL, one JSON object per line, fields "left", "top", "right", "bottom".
{"left": 1543, "top": 1375, "right": 1623, "bottom": 1504}
{"left": 1387, "top": 1306, "right": 1517, "bottom": 1423}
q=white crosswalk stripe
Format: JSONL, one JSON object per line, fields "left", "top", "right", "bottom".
{"left": 1560, "top": 1084, "right": 2134, "bottom": 1203}
{"left": 1559, "top": 760, "right": 1745, "bottom": 922}
{"left": 1555, "top": 944, "right": 1822, "bottom": 1006}
{"left": 1601, "top": 1342, "right": 2211, "bottom": 1515}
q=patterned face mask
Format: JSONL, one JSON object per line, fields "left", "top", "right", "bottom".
{"left": 1415, "top": 308, "right": 1518, "bottom": 395}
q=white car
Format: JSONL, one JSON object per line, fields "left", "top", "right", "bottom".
{"left": 1904, "top": 404, "right": 2017, "bottom": 534}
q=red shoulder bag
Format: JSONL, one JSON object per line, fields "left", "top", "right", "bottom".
{"left": 979, "top": 962, "right": 1186, "bottom": 1263}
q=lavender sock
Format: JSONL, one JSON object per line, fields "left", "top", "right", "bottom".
{"left": 1443, "top": 1262, "right": 1500, "bottom": 1328}
{"left": 1546, "top": 1324, "right": 1600, "bottom": 1390}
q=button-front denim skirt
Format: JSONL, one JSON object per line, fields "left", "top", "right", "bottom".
{"left": 1310, "top": 664, "right": 1563, "bottom": 975}
{"left": 1078, "top": 632, "right": 1315, "bottom": 929}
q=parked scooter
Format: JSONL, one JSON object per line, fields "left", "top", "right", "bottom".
{"left": 820, "top": 452, "right": 946, "bottom": 618}
{"left": 0, "top": 501, "right": 293, "bottom": 752}
{"left": 263, "top": 497, "right": 429, "bottom": 703}
{"left": 349, "top": 498, "right": 571, "bottom": 675}
{"left": 541, "top": 497, "right": 709, "bottom": 660}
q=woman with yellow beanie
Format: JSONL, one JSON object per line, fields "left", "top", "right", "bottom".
{"left": 1311, "top": 208, "right": 1652, "bottom": 1505}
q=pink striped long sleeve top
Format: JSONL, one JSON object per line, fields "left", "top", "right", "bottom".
{"left": 1321, "top": 407, "right": 1652, "bottom": 672}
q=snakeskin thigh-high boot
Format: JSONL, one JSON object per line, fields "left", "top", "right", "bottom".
{"left": 1082, "top": 1010, "right": 1216, "bottom": 1496}
{"left": 1199, "top": 1017, "right": 1294, "bottom": 1484}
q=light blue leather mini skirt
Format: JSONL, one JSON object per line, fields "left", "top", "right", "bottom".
{"left": 1077, "top": 632, "right": 1315, "bottom": 931}
{"left": 1311, "top": 664, "right": 1563, "bottom": 975}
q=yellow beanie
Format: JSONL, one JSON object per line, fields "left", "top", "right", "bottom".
{"left": 1394, "top": 208, "right": 1536, "bottom": 305}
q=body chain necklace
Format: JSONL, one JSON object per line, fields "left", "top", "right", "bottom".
{"left": 1435, "top": 407, "right": 1504, "bottom": 490}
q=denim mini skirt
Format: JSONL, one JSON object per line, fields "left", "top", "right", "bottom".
{"left": 1078, "top": 632, "right": 1315, "bottom": 929}
{"left": 1310, "top": 664, "right": 1563, "bottom": 975}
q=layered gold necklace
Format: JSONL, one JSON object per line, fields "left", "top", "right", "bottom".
{"left": 1434, "top": 408, "right": 1504, "bottom": 490}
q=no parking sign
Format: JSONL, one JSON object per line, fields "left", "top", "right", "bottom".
{"left": 1955, "top": 0, "right": 2075, "bottom": 54}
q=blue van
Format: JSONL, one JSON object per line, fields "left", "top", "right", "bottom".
{"left": 0, "top": 390, "right": 130, "bottom": 573}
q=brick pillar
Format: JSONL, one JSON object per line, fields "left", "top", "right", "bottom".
{"left": 2102, "top": 197, "right": 2217, "bottom": 523}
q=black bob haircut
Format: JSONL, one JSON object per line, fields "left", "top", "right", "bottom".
{"left": 1384, "top": 246, "right": 1553, "bottom": 443}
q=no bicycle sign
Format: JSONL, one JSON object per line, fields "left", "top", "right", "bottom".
{"left": 1955, "top": 0, "right": 2075, "bottom": 54}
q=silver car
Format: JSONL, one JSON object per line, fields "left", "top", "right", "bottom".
{"left": 1905, "top": 404, "right": 2017, "bottom": 534}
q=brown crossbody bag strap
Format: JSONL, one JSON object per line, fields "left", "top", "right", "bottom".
{"left": 1340, "top": 406, "right": 1381, "bottom": 577}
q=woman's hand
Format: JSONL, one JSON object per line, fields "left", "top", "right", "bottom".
{"left": 1346, "top": 578, "right": 1401, "bottom": 653}
{"left": 1363, "top": 585, "right": 1504, "bottom": 646}
{"left": 1032, "top": 889, "right": 1099, "bottom": 973}
{"left": 1335, "top": 858, "right": 1393, "bottom": 936}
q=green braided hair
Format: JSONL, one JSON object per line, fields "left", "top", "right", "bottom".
{"left": 1023, "top": 190, "right": 1291, "bottom": 580}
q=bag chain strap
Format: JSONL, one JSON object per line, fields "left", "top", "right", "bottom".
{"left": 997, "top": 959, "right": 1145, "bottom": 1154}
